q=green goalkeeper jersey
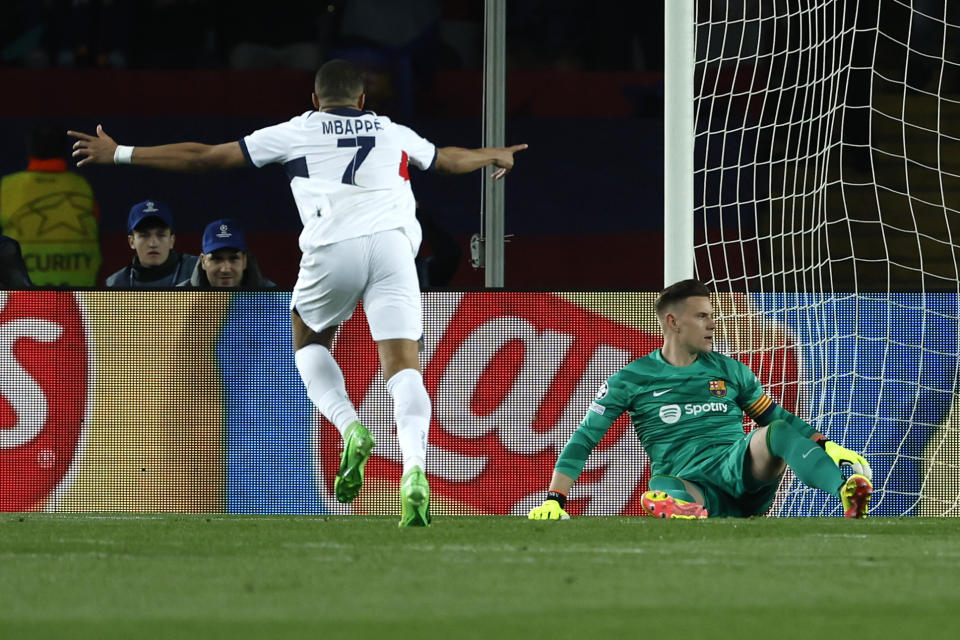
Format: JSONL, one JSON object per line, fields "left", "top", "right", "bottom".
{"left": 555, "top": 349, "right": 774, "bottom": 481}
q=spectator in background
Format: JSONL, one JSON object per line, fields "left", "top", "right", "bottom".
{"left": 0, "top": 126, "right": 101, "bottom": 286}
{"left": 178, "top": 218, "right": 275, "bottom": 289}
{"left": 105, "top": 199, "right": 198, "bottom": 288}
{"left": 0, "top": 234, "right": 33, "bottom": 288}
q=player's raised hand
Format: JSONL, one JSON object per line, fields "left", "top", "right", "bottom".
{"left": 67, "top": 125, "right": 119, "bottom": 167}
{"left": 490, "top": 143, "right": 528, "bottom": 179}
{"left": 527, "top": 498, "right": 570, "bottom": 520}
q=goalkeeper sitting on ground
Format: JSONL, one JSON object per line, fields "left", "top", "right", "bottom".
{"left": 529, "top": 279, "right": 873, "bottom": 520}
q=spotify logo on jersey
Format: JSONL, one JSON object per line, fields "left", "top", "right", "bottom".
{"left": 659, "top": 404, "right": 682, "bottom": 424}
{"left": 659, "top": 401, "right": 730, "bottom": 424}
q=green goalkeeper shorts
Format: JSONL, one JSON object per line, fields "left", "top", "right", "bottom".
{"left": 672, "top": 430, "right": 782, "bottom": 518}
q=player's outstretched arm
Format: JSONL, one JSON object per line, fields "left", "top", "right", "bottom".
{"left": 67, "top": 125, "right": 246, "bottom": 172}
{"left": 435, "top": 144, "right": 528, "bottom": 179}
{"left": 528, "top": 471, "right": 575, "bottom": 520}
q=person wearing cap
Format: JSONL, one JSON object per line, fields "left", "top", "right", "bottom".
{"left": 104, "top": 199, "right": 199, "bottom": 288}
{"left": 177, "top": 218, "right": 275, "bottom": 289}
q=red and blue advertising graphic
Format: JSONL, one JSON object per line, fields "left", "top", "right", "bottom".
{"left": 322, "top": 292, "right": 658, "bottom": 516}
{"left": 0, "top": 291, "right": 88, "bottom": 511}
{"left": 1, "top": 290, "right": 958, "bottom": 516}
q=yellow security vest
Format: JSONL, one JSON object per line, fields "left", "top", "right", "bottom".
{"left": 0, "top": 166, "right": 102, "bottom": 286}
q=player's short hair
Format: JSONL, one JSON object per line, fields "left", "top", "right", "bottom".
{"left": 655, "top": 279, "right": 711, "bottom": 316}
{"left": 314, "top": 59, "right": 364, "bottom": 104}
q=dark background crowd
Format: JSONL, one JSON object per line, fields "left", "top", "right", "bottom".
{"left": 0, "top": 1, "right": 660, "bottom": 74}
{"left": 0, "top": 0, "right": 668, "bottom": 288}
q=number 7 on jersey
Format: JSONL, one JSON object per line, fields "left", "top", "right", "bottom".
{"left": 337, "top": 136, "right": 376, "bottom": 185}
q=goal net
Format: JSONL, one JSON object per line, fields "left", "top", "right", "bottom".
{"left": 692, "top": 0, "right": 960, "bottom": 516}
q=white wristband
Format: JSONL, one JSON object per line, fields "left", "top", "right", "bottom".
{"left": 114, "top": 145, "right": 134, "bottom": 165}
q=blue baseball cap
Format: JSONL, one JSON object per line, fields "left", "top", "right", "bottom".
{"left": 127, "top": 199, "right": 174, "bottom": 233}
{"left": 202, "top": 219, "right": 247, "bottom": 253}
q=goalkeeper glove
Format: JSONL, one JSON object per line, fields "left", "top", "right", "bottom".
{"left": 528, "top": 491, "right": 570, "bottom": 520}
{"left": 824, "top": 440, "right": 873, "bottom": 481}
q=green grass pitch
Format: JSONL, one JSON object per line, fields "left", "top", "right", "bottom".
{"left": 2, "top": 514, "right": 958, "bottom": 639}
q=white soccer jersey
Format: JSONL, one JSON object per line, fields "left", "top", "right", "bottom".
{"left": 240, "top": 108, "right": 437, "bottom": 254}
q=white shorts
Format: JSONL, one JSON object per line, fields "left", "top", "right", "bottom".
{"left": 291, "top": 228, "right": 422, "bottom": 342}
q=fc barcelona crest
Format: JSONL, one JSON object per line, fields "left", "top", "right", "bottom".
{"left": 709, "top": 380, "right": 727, "bottom": 398}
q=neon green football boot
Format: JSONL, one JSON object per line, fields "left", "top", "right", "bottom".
{"left": 398, "top": 465, "right": 431, "bottom": 527}
{"left": 640, "top": 491, "right": 708, "bottom": 519}
{"left": 334, "top": 421, "right": 375, "bottom": 504}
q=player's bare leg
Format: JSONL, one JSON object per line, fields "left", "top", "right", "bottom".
{"left": 378, "top": 338, "right": 432, "bottom": 526}
{"left": 747, "top": 426, "right": 788, "bottom": 482}
{"left": 291, "top": 311, "right": 373, "bottom": 503}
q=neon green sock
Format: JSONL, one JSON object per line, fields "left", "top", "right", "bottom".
{"left": 648, "top": 475, "right": 697, "bottom": 503}
{"left": 766, "top": 420, "right": 843, "bottom": 497}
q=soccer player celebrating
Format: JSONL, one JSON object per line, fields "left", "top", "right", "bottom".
{"left": 69, "top": 59, "right": 527, "bottom": 527}
{"left": 529, "top": 279, "right": 873, "bottom": 520}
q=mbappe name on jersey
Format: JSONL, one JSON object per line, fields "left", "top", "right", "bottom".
{"left": 321, "top": 119, "right": 384, "bottom": 135}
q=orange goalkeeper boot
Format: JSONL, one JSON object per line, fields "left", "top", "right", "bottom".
{"left": 841, "top": 474, "right": 872, "bottom": 518}
{"left": 641, "top": 490, "right": 709, "bottom": 519}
